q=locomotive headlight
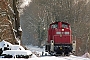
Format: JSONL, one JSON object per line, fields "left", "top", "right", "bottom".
{"left": 62, "top": 29, "right": 64, "bottom": 31}
{"left": 51, "top": 40, "right": 54, "bottom": 45}
{"left": 65, "top": 32, "right": 69, "bottom": 35}
{"left": 51, "top": 43, "right": 54, "bottom": 45}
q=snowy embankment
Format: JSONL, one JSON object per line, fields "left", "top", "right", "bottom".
{"left": 25, "top": 45, "right": 45, "bottom": 55}
{"left": 25, "top": 45, "right": 49, "bottom": 56}
{"left": 25, "top": 45, "right": 90, "bottom": 60}
{"left": 0, "top": 40, "right": 33, "bottom": 58}
{"left": 0, "top": 54, "right": 90, "bottom": 60}
{"left": 0, "top": 44, "right": 90, "bottom": 60}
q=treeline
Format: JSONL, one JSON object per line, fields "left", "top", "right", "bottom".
{"left": 20, "top": 0, "right": 90, "bottom": 55}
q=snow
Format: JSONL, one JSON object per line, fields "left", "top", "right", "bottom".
{"left": 2, "top": 50, "right": 32, "bottom": 56}
{"left": 20, "top": 0, "right": 31, "bottom": 8}
{"left": 25, "top": 45, "right": 44, "bottom": 52}
{"left": 82, "top": 52, "right": 90, "bottom": 58}
{"left": 0, "top": 40, "right": 33, "bottom": 58}
{"left": 24, "top": 45, "right": 90, "bottom": 60}
{"left": 0, "top": 40, "right": 12, "bottom": 46}
{"left": 8, "top": 4, "right": 15, "bottom": 15}
{"left": 18, "top": 26, "right": 22, "bottom": 32}
{"left": 0, "top": 40, "right": 12, "bottom": 50}
{"left": 19, "top": 0, "right": 32, "bottom": 15}
{"left": 0, "top": 42, "right": 90, "bottom": 60}
{"left": 10, "top": 45, "right": 25, "bottom": 50}
{"left": 0, "top": 40, "right": 25, "bottom": 50}
{"left": 0, "top": 55, "right": 90, "bottom": 60}
{"left": 25, "top": 45, "right": 46, "bottom": 56}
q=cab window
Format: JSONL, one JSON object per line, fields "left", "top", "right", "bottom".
{"left": 62, "top": 24, "right": 68, "bottom": 28}
{"left": 51, "top": 24, "right": 58, "bottom": 29}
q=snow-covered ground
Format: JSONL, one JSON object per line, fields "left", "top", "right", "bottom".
{"left": 0, "top": 55, "right": 90, "bottom": 60}
{"left": 0, "top": 53, "right": 90, "bottom": 60}
{"left": 25, "top": 45, "right": 45, "bottom": 55}
{"left": 0, "top": 45, "right": 90, "bottom": 60}
{"left": 25, "top": 45, "right": 90, "bottom": 60}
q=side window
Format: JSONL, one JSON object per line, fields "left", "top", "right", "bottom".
{"left": 62, "top": 24, "right": 68, "bottom": 28}
{"left": 51, "top": 24, "right": 58, "bottom": 29}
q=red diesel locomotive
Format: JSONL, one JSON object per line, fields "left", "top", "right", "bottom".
{"left": 45, "top": 21, "right": 73, "bottom": 55}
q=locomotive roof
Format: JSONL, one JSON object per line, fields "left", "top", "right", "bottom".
{"left": 50, "top": 21, "right": 70, "bottom": 25}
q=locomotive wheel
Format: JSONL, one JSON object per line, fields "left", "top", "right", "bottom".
{"left": 64, "top": 52, "right": 70, "bottom": 56}
{"left": 50, "top": 52, "right": 56, "bottom": 56}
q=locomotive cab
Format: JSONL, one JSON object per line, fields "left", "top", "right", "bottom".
{"left": 45, "top": 21, "right": 73, "bottom": 55}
